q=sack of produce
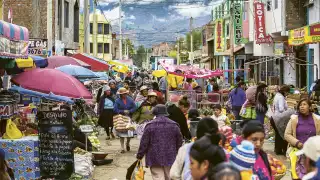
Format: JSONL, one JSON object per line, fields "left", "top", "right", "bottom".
{"left": 74, "top": 148, "right": 94, "bottom": 177}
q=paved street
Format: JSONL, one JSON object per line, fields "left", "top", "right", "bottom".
{"left": 93, "top": 135, "right": 291, "bottom": 180}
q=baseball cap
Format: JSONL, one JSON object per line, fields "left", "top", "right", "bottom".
{"left": 296, "top": 136, "right": 320, "bottom": 161}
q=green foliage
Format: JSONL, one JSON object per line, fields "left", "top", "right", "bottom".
{"left": 132, "top": 45, "right": 146, "bottom": 67}
{"left": 122, "top": 38, "right": 135, "bottom": 57}
{"left": 186, "top": 30, "right": 202, "bottom": 51}
{"left": 168, "top": 50, "right": 177, "bottom": 58}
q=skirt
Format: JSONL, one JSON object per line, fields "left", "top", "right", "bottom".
{"left": 98, "top": 109, "right": 114, "bottom": 129}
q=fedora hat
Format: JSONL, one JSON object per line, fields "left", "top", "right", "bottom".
{"left": 117, "top": 87, "right": 129, "bottom": 95}
{"left": 152, "top": 104, "right": 169, "bottom": 116}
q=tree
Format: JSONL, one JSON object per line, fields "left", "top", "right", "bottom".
{"left": 132, "top": 45, "right": 146, "bottom": 67}
{"left": 122, "top": 38, "right": 135, "bottom": 58}
{"left": 168, "top": 50, "right": 177, "bottom": 58}
{"left": 186, "top": 30, "right": 202, "bottom": 51}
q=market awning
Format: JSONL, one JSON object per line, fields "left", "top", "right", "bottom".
{"left": 159, "top": 61, "right": 223, "bottom": 78}
{"left": 30, "top": 55, "right": 48, "bottom": 68}
{"left": 108, "top": 60, "right": 129, "bottom": 73}
{"left": 73, "top": 53, "right": 109, "bottom": 71}
{"left": 0, "top": 20, "right": 29, "bottom": 58}
{"left": 15, "top": 57, "right": 34, "bottom": 68}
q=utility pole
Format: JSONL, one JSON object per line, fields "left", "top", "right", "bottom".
{"left": 230, "top": 0, "right": 235, "bottom": 84}
{"left": 47, "top": 0, "right": 53, "bottom": 56}
{"left": 190, "top": 17, "right": 193, "bottom": 64}
{"left": 93, "top": 0, "right": 97, "bottom": 56}
{"left": 84, "top": 0, "right": 90, "bottom": 53}
{"left": 119, "top": 0, "right": 123, "bottom": 60}
{"left": 177, "top": 37, "right": 180, "bottom": 65}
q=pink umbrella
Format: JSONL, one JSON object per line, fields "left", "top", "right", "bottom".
{"left": 47, "top": 56, "right": 91, "bottom": 69}
{"left": 11, "top": 69, "right": 92, "bottom": 99}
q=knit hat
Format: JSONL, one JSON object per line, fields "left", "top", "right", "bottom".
{"left": 229, "top": 140, "right": 256, "bottom": 171}
{"left": 152, "top": 104, "right": 169, "bottom": 116}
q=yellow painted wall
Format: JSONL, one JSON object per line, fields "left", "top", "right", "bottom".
{"left": 0, "top": 0, "right": 3, "bottom": 20}
{"left": 79, "top": 13, "right": 112, "bottom": 61}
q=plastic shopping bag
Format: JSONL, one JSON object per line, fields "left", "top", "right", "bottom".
{"left": 131, "top": 160, "right": 144, "bottom": 180}
{"left": 3, "top": 119, "right": 23, "bottom": 139}
{"left": 288, "top": 147, "right": 299, "bottom": 179}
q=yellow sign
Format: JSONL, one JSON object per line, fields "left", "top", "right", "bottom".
{"left": 288, "top": 26, "right": 308, "bottom": 46}
{"left": 214, "top": 19, "right": 224, "bottom": 53}
{"left": 288, "top": 23, "right": 320, "bottom": 46}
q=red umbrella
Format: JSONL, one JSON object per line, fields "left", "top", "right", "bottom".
{"left": 11, "top": 69, "right": 92, "bottom": 99}
{"left": 47, "top": 55, "right": 91, "bottom": 69}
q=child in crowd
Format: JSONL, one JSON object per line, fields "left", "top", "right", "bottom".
{"left": 229, "top": 140, "right": 259, "bottom": 180}
{"left": 211, "top": 104, "right": 231, "bottom": 128}
{"left": 207, "top": 162, "right": 241, "bottom": 180}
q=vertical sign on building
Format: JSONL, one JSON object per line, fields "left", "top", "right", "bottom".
{"left": 234, "top": 3, "right": 243, "bottom": 45}
{"left": 254, "top": 2, "right": 272, "bottom": 44}
{"left": 215, "top": 19, "right": 224, "bottom": 52}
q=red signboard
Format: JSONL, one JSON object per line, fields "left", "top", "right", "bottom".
{"left": 310, "top": 23, "right": 320, "bottom": 36}
{"left": 254, "top": 2, "right": 272, "bottom": 44}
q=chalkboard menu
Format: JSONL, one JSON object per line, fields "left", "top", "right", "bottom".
{"left": 38, "top": 111, "right": 74, "bottom": 179}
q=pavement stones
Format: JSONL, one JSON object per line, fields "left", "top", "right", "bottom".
{"left": 93, "top": 136, "right": 291, "bottom": 180}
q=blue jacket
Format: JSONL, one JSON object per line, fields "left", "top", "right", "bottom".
{"left": 114, "top": 96, "right": 136, "bottom": 116}
{"left": 229, "top": 87, "right": 246, "bottom": 107}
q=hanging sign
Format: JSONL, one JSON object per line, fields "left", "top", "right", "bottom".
{"left": 254, "top": 2, "right": 272, "bottom": 44}
{"left": 28, "top": 39, "right": 48, "bottom": 56}
{"left": 309, "top": 23, "right": 320, "bottom": 43}
{"left": 288, "top": 26, "right": 308, "bottom": 46}
{"left": 215, "top": 19, "right": 224, "bottom": 53}
{"left": 234, "top": 3, "right": 243, "bottom": 45}
{"left": 274, "top": 43, "right": 284, "bottom": 56}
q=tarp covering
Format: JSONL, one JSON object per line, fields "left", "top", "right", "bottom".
{"left": 108, "top": 60, "right": 129, "bottom": 73}
{"left": 15, "top": 57, "right": 34, "bottom": 68}
{"left": 0, "top": 20, "right": 29, "bottom": 58}
{"left": 73, "top": 53, "right": 109, "bottom": 71}
{"left": 30, "top": 55, "right": 48, "bottom": 68}
{"left": 159, "top": 61, "right": 223, "bottom": 78}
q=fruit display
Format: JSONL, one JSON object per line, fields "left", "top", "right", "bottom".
{"left": 219, "top": 126, "right": 234, "bottom": 152}
{"left": 88, "top": 132, "right": 101, "bottom": 149}
{"left": 267, "top": 154, "right": 286, "bottom": 179}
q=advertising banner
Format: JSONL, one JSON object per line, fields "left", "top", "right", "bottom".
{"left": 288, "top": 26, "right": 309, "bottom": 46}
{"left": 309, "top": 23, "right": 320, "bottom": 43}
{"left": 234, "top": 2, "right": 243, "bottom": 45}
{"left": 28, "top": 39, "right": 48, "bottom": 56}
{"left": 254, "top": 2, "right": 272, "bottom": 44}
{"left": 215, "top": 19, "right": 224, "bottom": 53}
{"left": 274, "top": 43, "right": 284, "bottom": 56}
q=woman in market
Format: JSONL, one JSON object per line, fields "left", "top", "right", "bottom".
{"left": 183, "top": 78, "right": 193, "bottom": 91}
{"left": 170, "top": 117, "right": 220, "bottom": 180}
{"left": 109, "top": 80, "right": 118, "bottom": 99}
{"left": 241, "top": 120, "right": 273, "bottom": 180}
{"left": 271, "top": 84, "right": 292, "bottom": 155}
{"left": 167, "top": 96, "right": 191, "bottom": 140}
{"left": 151, "top": 82, "right": 165, "bottom": 104}
{"left": 255, "top": 83, "right": 268, "bottom": 124}
{"left": 98, "top": 86, "right": 115, "bottom": 140}
{"left": 135, "top": 85, "right": 149, "bottom": 107}
{"left": 229, "top": 81, "right": 246, "bottom": 120}
{"left": 189, "top": 133, "right": 226, "bottom": 180}
{"left": 136, "top": 104, "right": 183, "bottom": 180}
{"left": 132, "top": 92, "right": 158, "bottom": 139}
{"left": 114, "top": 88, "right": 136, "bottom": 153}
{"left": 0, "top": 149, "right": 14, "bottom": 180}
{"left": 284, "top": 99, "right": 320, "bottom": 179}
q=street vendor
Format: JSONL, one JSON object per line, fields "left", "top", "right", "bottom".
{"left": 114, "top": 88, "right": 137, "bottom": 153}
{"left": 135, "top": 85, "right": 149, "bottom": 107}
{"left": 98, "top": 86, "right": 115, "bottom": 140}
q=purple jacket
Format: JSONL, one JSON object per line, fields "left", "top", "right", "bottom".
{"left": 137, "top": 116, "right": 183, "bottom": 167}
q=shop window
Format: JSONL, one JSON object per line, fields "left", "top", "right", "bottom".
{"left": 267, "top": 0, "right": 271, "bottom": 11}
{"left": 64, "top": 1, "right": 69, "bottom": 28}
{"left": 98, "top": 43, "right": 103, "bottom": 53}
{"left": 274, "top": 0, "right": 278, "bottom": 9}
{"left": 104, "top": 43, "right": 110, "bottom": 54}
{"left": 98, "top": 23, "right": 103, "bottom": 34}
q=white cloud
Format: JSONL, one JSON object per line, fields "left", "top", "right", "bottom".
{"left": 127, "top": 15, "right": 136, "bottom": 20}
{"left": 123, "top": 0, "right": 165, "bottom": 5}
{"left": 98, "top": 0, "right": 119, "bottom": 6}
{"left": 152, "top": 15, "right": 166, "bottom": 22}
{"left": 169, "top": 1, "right": 222, "bottom": 18}
{"left": 129, "top": 7, "right": 134, "bottom": 10}
{"left": 102, "top": 6, "right": 125, "bottom": 25}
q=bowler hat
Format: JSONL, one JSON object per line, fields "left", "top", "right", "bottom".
{"left": 152, "top": 104, "right": 169, "bottom": 116}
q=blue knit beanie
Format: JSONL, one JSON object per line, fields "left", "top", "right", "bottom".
{"left": 229, "top": 140, "right": 256, "bottom": 171}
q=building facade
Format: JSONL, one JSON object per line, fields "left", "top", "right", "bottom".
{"left": 152, "top": 42, "right": 174, "bottom": 56}
{"left": 79, "top": 13, "right": 112, "bottom": 61}
{"left": 1, "top": 0, "right": 80, "bottom": 55}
